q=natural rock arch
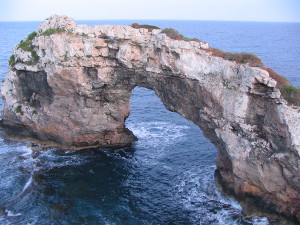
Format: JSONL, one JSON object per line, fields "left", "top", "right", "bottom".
{"left": 1, "top": 16, "right": 300, "bottom": 222}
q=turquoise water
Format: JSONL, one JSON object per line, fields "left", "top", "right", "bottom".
{"left": 0, "top": 20, "right": 299, "bottom": 224}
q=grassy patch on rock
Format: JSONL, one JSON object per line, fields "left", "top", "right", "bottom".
{"left": 41, "top": 28, "right": 66, "bottom": 36}
{"left": 27, "top": 31, "right": 37, "bottom": 40}
{"left": 131, "top": 23, "right": 202, "bottom": 43}
{"left": 17, "top": 32, "right": 40, "bottom": 65}
{"left": 210, "top": 47, "right": 300, "bottom": 105}
{"left": 131, "top": 23, "right": 160, "bottom": 31}
{"left": 209, "top": 48, "right": 263, "bottom": 67}
{"left": 15, "top": 105, "right": 24, "bottom": 116}
{"left": 261, "top": 67, "right": 300, "bottom": 106}
{"left": 9, "top": 55, "right": 16, "bottom": 67}
{"left": 18, "top": 40, "right": 34, "bottom": 52}
{"left": 161, "top": 28, "right": 202, "bottom": 43}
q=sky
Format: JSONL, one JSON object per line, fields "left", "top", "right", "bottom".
{"left": 0, "top": 0, "right": 300, "bottom": 22}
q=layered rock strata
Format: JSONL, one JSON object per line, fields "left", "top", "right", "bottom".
{"left": 2, "top": 15, "right": 300, "bottom": 222}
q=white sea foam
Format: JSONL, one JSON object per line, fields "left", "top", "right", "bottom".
{"left": 174, "top": 165, "right": 269, "bottom": 225}
{"left": 20, "top": 147, "right": 32, "bottom": 157}
{"left": 252, "top": 217, "right": 270, "bottom": 225}
{"left": 127, "top": 121, "right": 189, "bottom": 148}
{"left": 0, "top": 144, "right": 37, "bottom": 193}
{"left": 35, "top": 150, "right": 90, "bottom": 170}
{"left": 5, "top": 209, "right": 21, "bottom": 217}
{"left": 127, "top": 121, "right": 190, "bottom": 165}
{"left": 22, "top": 176, "right": 33, "bottom": 192}
{"left": 162, "top": 165, "right": 173, "bottom": 170}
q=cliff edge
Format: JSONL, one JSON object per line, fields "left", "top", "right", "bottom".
{"left": 2, "top": 15, "right": 300, "bottom": 222}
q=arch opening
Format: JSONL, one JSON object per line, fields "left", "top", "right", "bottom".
{"left": 122, "top": 86, "right": 271, "bottom": 224}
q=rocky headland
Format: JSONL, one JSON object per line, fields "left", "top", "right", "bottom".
{"left": 1, "top": 15, "right": 300, "bottom": 222}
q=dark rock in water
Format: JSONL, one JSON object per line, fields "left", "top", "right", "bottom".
{"left": 1, "top": 15, "right": 300, "bottom": 222}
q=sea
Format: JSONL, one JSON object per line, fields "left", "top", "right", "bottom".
{"left": 0, "top": 20, "right": 299, "bottom": 225}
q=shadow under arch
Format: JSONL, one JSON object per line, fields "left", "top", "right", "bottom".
{"left": 125, "top": 86, "right": 218, "bottom": 162}
{"left": 122, "top": 83, "right": 296, "bottom": 224}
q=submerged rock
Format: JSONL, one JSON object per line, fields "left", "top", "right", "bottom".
{"left": 1, "top": 15, "right": 300, "bottom": 222}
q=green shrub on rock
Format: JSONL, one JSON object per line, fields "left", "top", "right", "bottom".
{"left": 131, "top": 23, "right": 160, "bottom": 31}
{"left": 27, "top": 32, "right": 37, "bottom": 40}
{"left": 41, "top": 28, "right": 66, "bottom": 36}
{"left": 209, "top": 48, "right": 263, "bottom": 67}
{"left": 15, "top": 105, "right": 24, "bottom": 116}
{"left": 17, "top": 32, "right": 40, "bottom": 65}
{"left": 9, "top": 55, "right": 16, "bottom": 67}
{"left": 261, "top": 67, "right": 300, "bottom": 106}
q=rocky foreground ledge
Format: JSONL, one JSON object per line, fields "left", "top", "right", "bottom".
{"left": 2, "top": 15, "right": 300, "bottom": 222}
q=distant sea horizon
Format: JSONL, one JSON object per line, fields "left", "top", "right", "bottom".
{"left": 1, "top": 19, "right": 300, "bottom": 23}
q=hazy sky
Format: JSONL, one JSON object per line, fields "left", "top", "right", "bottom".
{"left": 1, "top": 0, "right": 300, "bottom": 22}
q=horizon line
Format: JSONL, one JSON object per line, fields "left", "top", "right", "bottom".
{"left": 0, "top": 18, "right": 300, "bottom": 24}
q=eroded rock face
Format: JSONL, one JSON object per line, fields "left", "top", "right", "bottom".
{"left": 2, "top": 15, "right": 300, "bottom": 221}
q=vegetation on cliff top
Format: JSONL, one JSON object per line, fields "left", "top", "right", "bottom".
{"left": 8, "top": 55, "right": 16, "bottom": 67}
{"left": 131, "top": 23, "right": 202, "bottom": 42}
{"left": 261, "top": 67, "right": 300, "bottom": 106}
{"left": 131, "top": 22, "right": 300, "bottom": 106}
{"left": 10, "top": 23, "right": 300, "bottom": 107}
{"left": 27, "top": 31, "right": 37, "bottom": 40}
{"left": 208, "top": 48, "right": 263, "bottom": 67}
{"left": 41, "top": 28, "right": 66, "bottom": 36}
{"left": 161, "top": 28, "right": 202, "bottom": 42}
{"left": 207, "top": 48, "right": 299, "bottom": 106}
{"left": 131, "top": 23, "right": 160, "bottom": 31}
{"left": 16, "top": 31, "right": 40, "bottom": 65}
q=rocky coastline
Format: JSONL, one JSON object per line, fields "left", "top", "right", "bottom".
{"left": 1, "top": 15, "right": 300, "bottom": 222}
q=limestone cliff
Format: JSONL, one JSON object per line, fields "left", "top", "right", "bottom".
{"left": 1, "top": 15, "right": 300, "bottom": 222}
